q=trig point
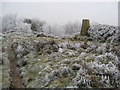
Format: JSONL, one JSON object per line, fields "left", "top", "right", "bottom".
{"left": 80, "top": 19, "right": 90, "bottom": 36}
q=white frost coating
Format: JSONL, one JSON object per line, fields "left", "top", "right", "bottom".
{"left": 58, "top": 48, "right": 64, "bottom": 53}
{"left": 80, "top": 52, "right": 87, "bottom": 58}
{"left": 95, "top": 52, "right": 118, "bottom": 64}
{"left": 16, "top": 45, "right": 24, "bottom": 52}
{"left": 88, "top": 24, "right": 118, "bottom": 42}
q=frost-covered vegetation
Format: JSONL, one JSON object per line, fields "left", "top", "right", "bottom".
{"left": 2, "top": 14, "right": 81, "bottom": 37}
{"left": 88, "top": 24, "right": 119, "bottom": 43}
{"left": 1, "top": 14, "right": 120, "bottom": 89}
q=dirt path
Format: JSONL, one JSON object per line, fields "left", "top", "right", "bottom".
{"left": 8, "top": 43, "right": 25, "bottom": 89}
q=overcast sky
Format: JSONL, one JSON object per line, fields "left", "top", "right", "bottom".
{"left": 1, "top": 2, "right": 118, "bottom": 26}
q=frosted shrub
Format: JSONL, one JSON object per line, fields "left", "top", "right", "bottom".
{"left": 64, "top": 21, "right": 81, "bottom": 35}
{"left": 2, "top": 14, "right": 33, "bottom": 35}
{"left": 71, "top": 68, "right": 91, "bottom": 88}
{"left": 24, "top": 18, "right": 46, "bottom": 33}
{"left": 74, "top": 43, "right": 81, "bottom": 50}
{"left": 53, "top": 25, "right": 65, "bottom": 37}
{"left": 43, "top": 66, "right": 73, "bottom": 87}
{"left": 70, "top": 51, "right": 119, "bottom": 88}
{"left": 89, "top": 56, "right": 119, "bottom": 87}
{"left": 96, "top": 45, "right": 106, "bottom": 54}
{"left": 2, "top": 14, "right": 17, "bottom": 33}
{"left": 80, "top": 52, "right": 87, "bottom": 58}
{"left": 58, "top": 41, "right": 70, "bottom": 49}
{"left": 88, "top": 24, "right": 117, "bottom": 42}
{"left": 58, "top": 48, "right": 64, "bottom": 53}
{"left": 62, "top": 59, "right": 71, "bottom": 64}
{"left": 15, "top": 20, "right": 32, "bottom": 35}
{"left": 59, "top": 67, "right": 73, "bottom": 77}
{"left": 94, "top": 52, "right": 118, "bottom": 64}
{"left": 67, "top": 50, "right": 75, "bottom": 57}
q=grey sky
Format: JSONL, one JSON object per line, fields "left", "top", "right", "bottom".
{"left": 2, "top": 2, "right": 118, "bottom": 26}
{"left": 118, "top": 1, "right": 120, "bottom": 26}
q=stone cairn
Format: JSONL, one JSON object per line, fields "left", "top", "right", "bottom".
{"left": 8, "top": 42, "right": 26, "bottom": 89}
{"left": 80, "top": 19, "right": 90, "bottom": 36}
